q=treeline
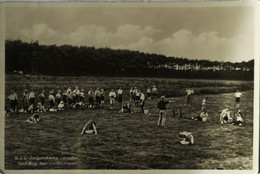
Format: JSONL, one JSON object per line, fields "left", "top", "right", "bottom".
{"left": 5, "top": 40, "right": 254, "bottom": 80}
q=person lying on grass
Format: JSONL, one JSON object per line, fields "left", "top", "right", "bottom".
{"left": 119, "top": 102, "right": 132, "bottom": 113}
{"left": 80, "top": 119, "right": 97, "bottom": 135}
{"left": 191, "top": 107, "right": 209, "bottom": 121}
{"left": 220, "top": 106, "right": 232, "bottom": 124}
{"left": 25, "top": 114, "right": 40, "bottom": 123}
{"left": 179, "top": 131, "right": 194, "bottom": 145}
{"left": 232, "top": 110, "right": 244, "bottom": 126}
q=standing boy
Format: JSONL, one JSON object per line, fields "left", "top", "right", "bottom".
{"left": 157, "top": 96, "right": 174, "bottom": 127}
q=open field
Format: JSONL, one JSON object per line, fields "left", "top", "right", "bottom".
{"left": 5, "top": 75, "right": 254, "bottom": 169}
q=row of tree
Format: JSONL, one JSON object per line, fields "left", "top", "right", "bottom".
{"left": 5, "top": 40, "right": 254, "bottom": 80}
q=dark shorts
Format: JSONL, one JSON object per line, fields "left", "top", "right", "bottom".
{"left": 135, "top": 96, "right": 140, "bottom": 100}
{"left": 62, "top": 95, "right": 67, "bottom": 102}
{"left": 147, "top": 93, "right": 151, "bottom": 97}
{"left": 10, "top": 100, "right": 17, "bottom": 108}
{"left": 118, "top": 94, "right": 122, "bottom": 102}
{"left": 235, "top": 97, "right": 240, "bottom": 103}
{"left": 29, "top": 98, "right": 35, "bottom": 105}
{"left": 89, "top": 97, "right": 94, "bottom": 103}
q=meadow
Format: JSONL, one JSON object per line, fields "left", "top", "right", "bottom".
{"left": 5, "top": 75, "right": 254, "bottom": 169}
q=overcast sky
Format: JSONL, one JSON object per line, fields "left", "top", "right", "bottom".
{"left": 5, "top": 5, "right": 254, "bottom": 62}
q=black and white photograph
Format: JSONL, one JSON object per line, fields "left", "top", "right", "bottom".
{"left": 0, "top": 1, "right": 259, "bottom": 173}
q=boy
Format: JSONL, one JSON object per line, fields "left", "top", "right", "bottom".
{"left": 29, "top": 90, "right": 36, "bottom": 106}
{"left": 94, "top": 88, "right": 101, "bottom": 108}
{"left": 109, "top": 89, "right": 116, "bottom": 109}
{"left": 157, "top": 96, "right": 174, "bottom": 127}
{"left": 25, "top": 114, "right": 40, "bottom": 123}
{"left": 80, "top": 119, "right": 97, "bottom": 135}
{"left": 140, "top": 91, "right": 145, "bottom": 113}
{"left": 119, "top": 102, "right": 132, "bottom": 113}
{"left": 234, "top": 90, "right": 243, "bottom": 108}
{"left": 88, "top": 88, "right": 94, "bottom": 108}
{"left": 185, "top": 89, "right": 194, "bottom": 106}
{"left": 129, "top": 87, "right": 134, "bottom": 101}
{"left": 152, "top": 85, "right": 158, "bottom": 99}
{"left": 146, "top": 87, "right": 151, "bottom": 100}
{"left": 100, "top": 89, "right": 105, "bottom": 109}
{"left": 7, "top": 90, "right": 18, "bottom": 113}
{"left": 233, "top": 110, "right": 244, "bottom": 126}
{"left": 22, "top": 89, "right": 29, "bottom": 113}
{"left": 117, "top": 87, "right": 123, "bottom": 103}
{"left": 179, "top": 131, "right": 194, "bottom": 145}
{"left": 48, "top": 91, "right": 55, "bottom": 110}
{"left": 220, "top": 106, "right": 232, "bottom": 124}
{"left": 38, "top": 90, "right": 46, "bottom": 106}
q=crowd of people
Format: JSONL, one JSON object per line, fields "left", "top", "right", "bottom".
{"left": 6, "top": 85, "right": 245, "bottom": 145}
{"left": 6, "top": 85, "right": 159, "bottom": 114}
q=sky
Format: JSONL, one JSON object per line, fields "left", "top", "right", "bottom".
{"left": 5, "top": 4, "right": 255, "bottom": 62}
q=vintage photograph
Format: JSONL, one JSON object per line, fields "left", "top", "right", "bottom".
{"left": 1, "top": 1, "right": 258, "bottom": 172}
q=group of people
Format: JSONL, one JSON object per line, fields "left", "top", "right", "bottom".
{"left": 7, "top": 85, "right": 245, "bottom": 145}
{"left": 6, "top": 85, "right": 159, "bottom": 115}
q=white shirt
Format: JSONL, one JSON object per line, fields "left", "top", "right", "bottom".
{"left": 140, "top": 93, "right": 145, "bottom": 100}
{"left": 221, "top": 109, "right": 230, "bottom": 118}
{"left": 234, "top": 92, "right": 242, "bottom": 98}
{"left": 29, "top": 92, "right": 35, "bottom": 99}
{"left": 109, "top": 91, "right": 116, "bottom": 98}
{"left": 118, "top": 89, "right": 123, "bottom": 95}
{"left": 152, "top": 87, "right": 157, "bottom": 93}
{"left": 186, "top": 89, "right": 193, "bottom": 95}
{"left": 49, "top": 94, "right": 55, "bottom": 102}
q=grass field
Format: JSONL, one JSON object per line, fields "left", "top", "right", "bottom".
{"left": 5, "top": 75, "right": 254, "bottom": 169}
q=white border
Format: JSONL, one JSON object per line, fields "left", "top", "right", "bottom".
{"left": 0, "top": 1, "right": 259, "bottom": 174}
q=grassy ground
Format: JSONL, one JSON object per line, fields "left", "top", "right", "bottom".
{"left": 5, "top": 76, "right": 253, "bottom": 169}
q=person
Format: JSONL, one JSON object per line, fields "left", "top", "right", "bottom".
{"left": 38, "top": 90, "right": 46, "bottom": 107}
{"left": 21, "top": 89, "right": 29, "bottom": 113}
{"left": 129, "top": 87, "right": 134, "bottom": 101}
{"left": 157, "top": 96, "right": 174, "bottom": 127}
{"left": 146, "top": 87, "right": 152, "bottom": 100}
{"left": 62, "top": 88, "right": 68, "bottom": 107}
{"left": 7, "top": 90, "right": 18, "bottom": 113}
{"left": 234, "top": 90, "right": 243, "bottom": 108}
{"left": 48, "top": 91, "right": 55, "bottom": 110}
{"left": 67, "top": 87, "right": 73, "bottom": 108}
{"left": 72, "top": 86, "right": 80, "bottom": 104}
{"left": 179, "top": 131, "right": 194, "bottom": 145}
{"left": 140, "top": 91, "right": 145, "bottom": 113}
{"left": 134, "top": 89, "right": 141, "bottom": 107}
{"left": 80, "top": 89, "right": 85, "bottom": 103}
{"left": 36, "top": 102, "right": 46, "bottom": 112}
{"left": 100, "top": 89, "right": 105, "bottom": 109}
{"left": 56, "top": 90, "right": 62, "bottom": 106}
{"left": 191, "top": 107, "right": 209, "bottom": 121}
{"left": 25, "top": 114, "right": 40, "bottom": 123}
{"left": 117, "top": 87, "right": 123, "bottom": 103}
{"left": 94, "top": 88, "right": 101, "bottom": 108}
{"left": 119, "top": 102, "right": 132, "bottom": 113}
{"left": 29, "top": 90, "right": 36, "bottom": 106}
{"left": 109, "top": 89, "right": 116, "bottom": 109}
{"left": 233, "top": 110, "right": 244, "bottom": 126}
{"left": 201, "top": 97, "right": 207, "bottom": 109}
{"left": 152, "top": 85, "right": 158, "bottom": 100}
{"left": 80, "top": 119, "right": 97, "bottom": 135}
{"left": 220, "top": 106, "right": 232, "bottom": 124}
{"left": 58, "top": 101, "right": 65, "bottom": 111}
{"left": 185, "top": 89, "right": 194, "bottom": 106}
{"left": 88, "top": 88, "right": 95, "bottom": 108}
